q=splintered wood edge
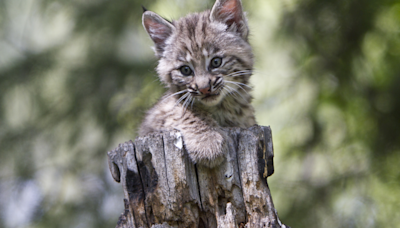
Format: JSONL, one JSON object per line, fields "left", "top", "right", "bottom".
{"left": 262, "top": 126, "right": 275, "bottom": 178}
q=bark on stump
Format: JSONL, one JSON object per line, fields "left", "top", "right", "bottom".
{"left": 107, "top": 125, "right": 289, "bottom": 228}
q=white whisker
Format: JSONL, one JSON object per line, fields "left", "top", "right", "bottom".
{"left": 223, "top": 85, "right": 238, "bottom": 99}
{"left": 225, "top": 80, "right": 253, "bottom": 89}
{"left": 182, "top": 94, "right": 191, "bottom": 110}
{"left": 224, "top": 81, "right": 251, "bottom": 96}
{"left": 174, "top": 92, "right": 190, "bottom": 107}
{"left": 229, "top": 69, "right": 252, "bottom": 74}
{"left": 182, "top": 94, "right": 194, "bottom": 116}
{"left": 224, "top": 84, "right": 247, "bottom": 101}
{"left": 190, "top": 96, "right": 195, "bottom": 110}
{"left": 160, "top": 90, "right": 187, "bottom": 103}
{"left": 228, "top": 70, "right": 253, "bottom": 77}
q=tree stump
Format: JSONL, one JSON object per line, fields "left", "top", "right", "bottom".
{"left": 107, "top": 125, "right": 289, "bottom": 228}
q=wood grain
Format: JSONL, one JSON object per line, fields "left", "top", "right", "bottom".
{"left": 107, "top": 125, "right": 289, "bottom": 228}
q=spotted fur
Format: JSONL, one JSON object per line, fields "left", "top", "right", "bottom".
{"left": 140, "top": 0, "right": 256, "bottom": 167}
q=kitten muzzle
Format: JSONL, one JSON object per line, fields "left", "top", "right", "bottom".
{"left": 199, "top": 86, "right": 212, "bottom": 95}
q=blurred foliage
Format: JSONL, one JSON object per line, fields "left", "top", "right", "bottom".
{"left": 272, "top": 0, "right": 400, "bottom": 227}
{"left": 0, "top": 0, "right": 399, "bottom": 227}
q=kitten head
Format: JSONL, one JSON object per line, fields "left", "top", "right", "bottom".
{"left": 143, "top": 0, "right": 253, "bottom": 107}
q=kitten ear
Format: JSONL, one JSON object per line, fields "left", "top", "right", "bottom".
{"left": 142, "top": 11, "right": 175, "bottom": 57}
{"left": 210, "top": 0, "right": 249, "bottom": 40}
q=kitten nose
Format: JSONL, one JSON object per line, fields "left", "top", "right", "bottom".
{"left": 199, "top": 86, "right": 211, "bottom": 95}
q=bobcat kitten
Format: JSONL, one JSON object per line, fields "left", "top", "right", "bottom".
{"left": 140, "top": 0, "right": 256, "bottom": 167}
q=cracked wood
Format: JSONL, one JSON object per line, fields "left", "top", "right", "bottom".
{"left": 107, "top": 125, "right": 289, "bottom": 228}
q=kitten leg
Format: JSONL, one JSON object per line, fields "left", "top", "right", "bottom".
{"left": 176, "top": 112, "right": 230, "bottom": 167}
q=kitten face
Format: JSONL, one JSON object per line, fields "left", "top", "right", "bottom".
{"left": 143, "top": 0, "right": 253, "bottom": 107}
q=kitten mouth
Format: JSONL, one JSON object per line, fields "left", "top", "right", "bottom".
{"left": 201, "top": 93, "right": 220, "bottom": 100}
{"left": 200, "top": 93, "right": 222, "bottom": 106}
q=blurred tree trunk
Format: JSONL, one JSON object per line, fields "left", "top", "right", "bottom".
{"left": 107, "top": 125, "right": 289, "bottom": 228}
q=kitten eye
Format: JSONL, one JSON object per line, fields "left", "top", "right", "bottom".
{"left": 179, "top": 65, "right": 193, "bottom": 76}
{"left": 210, "top": 57, "right": 222, "bottom": 68}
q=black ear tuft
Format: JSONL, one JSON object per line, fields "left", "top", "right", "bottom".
{"left": 142, "top": 11, "right": 175, "bottom": 58}
{"left": 210, "top": 0, "right": 249, "bottom": 40}
{"left": 142, "top": 5, "right": 148, "bottom": 13}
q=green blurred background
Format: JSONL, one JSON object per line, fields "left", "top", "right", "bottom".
{"left": 1, "top": 0, "right": 400, "bottom": 227}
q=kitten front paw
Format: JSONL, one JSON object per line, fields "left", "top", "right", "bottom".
{"left": 184, "top": 130, "right": 228, "bottom": 167}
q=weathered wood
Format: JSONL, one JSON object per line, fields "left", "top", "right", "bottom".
{"left": 107, "top": 125, "right": 289, "bottom": 228}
